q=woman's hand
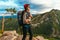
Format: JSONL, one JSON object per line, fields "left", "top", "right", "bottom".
{"left": 25, "top": 19, "right": 31, "bottom": 24}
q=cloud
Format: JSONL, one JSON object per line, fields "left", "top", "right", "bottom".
{"left": 0, "top": 0, "right": 23, "bottom": 10}
{"left": 28, "top": 0, "right": 60, "bottom": 14}
{"left": 0, "top": 0, "right": 24, "bottom": 14}
{"left": 0, "top": 1, "right": 18, "bottom": 8}
{"left": 29, "top": 0, "right": 54, "bottom": 13}
{"left": 0, "top": 0, "right": 8, "bottom": 2}
{"left": 53, "top": 0, "right": 60, "bottom": 10}
{"left": 30, "top": 0, "right": 53, "bottom": 7}
{"left": 31, "top": 8, "right": 52, "bottom": 14}
{"left": 0, "top": 0, "right": 60, "bottom": 15}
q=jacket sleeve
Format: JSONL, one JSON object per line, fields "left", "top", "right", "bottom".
{"left": 23, "top": 12, "right": 26, "bottom": 23}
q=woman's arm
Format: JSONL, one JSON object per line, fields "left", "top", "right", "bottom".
{"left": 30, "top": 13, "right": 33, "bottom": 18}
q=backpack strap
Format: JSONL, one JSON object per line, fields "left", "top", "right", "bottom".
{"left": 21, "top": 11, "right": 25, "bottom": 24}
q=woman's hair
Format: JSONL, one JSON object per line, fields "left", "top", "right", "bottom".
{"left": 24, "top": 4, "right": 30, "bottom": 10}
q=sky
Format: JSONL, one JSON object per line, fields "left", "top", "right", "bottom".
{"left": 0, "top": 0, "right": 60, "bottom": 16}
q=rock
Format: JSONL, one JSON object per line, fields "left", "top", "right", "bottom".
{"left": 16, "top": 35, "right": 37, "bottom": 40}
{"left": 16, "top": 35, "right": 23, "bottom": 40}
{"left": 36, "top": 36, "right": 45, "bottom": 40}
{"left": 0, "top": 31, "right": 45, "bottom": 40}
{"left": 2, "top": 31, "right": 19, "bottom": 36}
{"left": 0, "top": 36, "right": 17, "bottom": 40}
{"left": 32, "top": 37, "right": 37, "bottom": 40}
{"left": 5, "top": 36, "right": 17, "bottom": 40}
{"left": 0, "top": 36, "right": 7, "bottom": 40}
{"left": 0, "top": 31, "right": 18, "bottom": 40}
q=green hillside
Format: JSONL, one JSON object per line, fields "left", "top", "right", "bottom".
{"left": 32, "top": 9, "right": 60, "bottom": 37}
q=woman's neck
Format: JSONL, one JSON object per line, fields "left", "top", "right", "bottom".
{"left": 25, "top": 10, "right": 30, "bottom": 12}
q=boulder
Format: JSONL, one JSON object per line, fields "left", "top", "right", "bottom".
{"left": 2, "top": 31, "right": 18, "bottom": 36}
{"left": 36, "top": 36, "right": 45, "bottom": 40}
{"left": 0, "top": 36, "right": 17, "bottom": 40}
{"left": 0, "top": 31, "right": 18, "bottom": 40}
{"left": 16, "top": 35, "right": 37, "bottom": 40}
{"left": 16, "top": 35, "right": 23, "bottom": 40}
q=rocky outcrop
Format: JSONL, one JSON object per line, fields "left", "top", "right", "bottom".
{"left": 2, "top": 31, "right": 18, "bottom": 36}
{"left": 0, "top": 31, "right": 45, "bottom": 40}
{"left": 0, "top": 31, "right": 18, "bottom": 40}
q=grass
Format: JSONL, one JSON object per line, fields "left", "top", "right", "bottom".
{"left": 48, "top": 38, "right": 60, "bottom": 40}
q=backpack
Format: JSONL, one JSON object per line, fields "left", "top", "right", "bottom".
{"left": 17, "top": 11, "right": 24, "bottom": 26}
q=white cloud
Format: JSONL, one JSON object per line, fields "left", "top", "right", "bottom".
{"left": 0, "top": 0, "right": 23, "bottom": 9}
{"left": 29, "top": 0, "right": 60, "bottom": 14}
{"left": 29, "top": 0, "right": 53, "bottom": 14}
{"left": 31, "top": 8, "right": 52, "bottom": 14}
{"left": 0, "top": 0, "right": 60, "bottom": 15}
{"left": 53, "top": 0, "right": 60, "bottom": 10}
{"left": 0, "top": 1, "right": 18, "bottom": 8}
{"left": 30, "top": 0, "right": 53, "bottom": 8}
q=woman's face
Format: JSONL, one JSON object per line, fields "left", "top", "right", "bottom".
{"left": 27, "top": 6, "right": 30, "bottom": 12}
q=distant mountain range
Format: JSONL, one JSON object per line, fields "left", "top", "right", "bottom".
{"left": 0, "top": 14, "right": 36, "bottom": 19}
{"left": 0, "top": 15, "right": 17, "bottom": 19}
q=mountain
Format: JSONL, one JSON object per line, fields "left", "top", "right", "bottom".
{"left": 32, "top": 9, "right": 59, "bottom": 24}
{"left": 31, "top": 9, "right": 60, "bottom": 37}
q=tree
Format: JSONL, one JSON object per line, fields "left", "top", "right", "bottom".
{"left": 2, "top": 15, "right": 5, "bottom": 33}
{"left": 1, "top": 8, "right": 17, "bottom": 32}
{"left": 5, "top": 8, "right": 17, "bottom": 20}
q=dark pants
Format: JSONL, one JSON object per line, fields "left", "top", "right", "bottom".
{"left": 22, "top": 24, "right": 33, "bottom": 40}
